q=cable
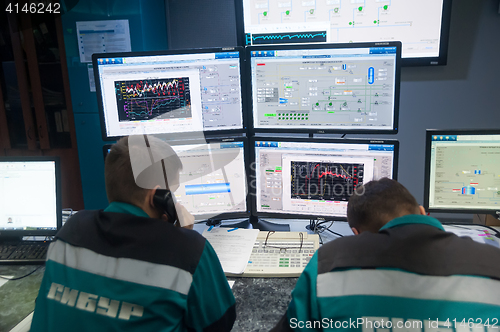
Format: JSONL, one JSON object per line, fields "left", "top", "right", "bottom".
{"left": 316, "top": 220, "right": 333, "bottom": 227}
{"left": 317, "top": 230, "right": 324, "bottom": 245}
{"left": 0, "top": 265, "right": 43, "bottom": 281}
{"left": 308, "top": 219, "right": 344, "bottom": 241}
{"left": 315, "top": 219, "right": 345, "bottom": 238}
{"left": 324, "top": 228, "right": 344, "bottom": 237}
{"left": 62, "top": 208, "right": 74, "bottom": 215}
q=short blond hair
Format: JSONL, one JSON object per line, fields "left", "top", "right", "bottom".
{"left": 104, "top": 136, "right": 182, "bottom": 205}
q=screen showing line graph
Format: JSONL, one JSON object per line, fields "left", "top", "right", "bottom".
{"left": 425, "top": 131, "right": 500, "bottom": 213}
{"left": 93, "top": 48, "right": 245, "bottom": 139}
{"left": 253, "top": 138, "right": 398, "bottom": 219}
{"left": 251, "top": 31, "right": 327, "bottom": 45}
{"left": 290, "top": 161, "right": 363, "bottom": 201}
{"left": 116, "top": 78, "right": 191, "bottom": 121}
{"left": 241, "top": 0, "right": 450, "bottom": 65}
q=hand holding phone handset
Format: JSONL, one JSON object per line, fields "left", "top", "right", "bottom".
{"left": 129, "top": 134, "right": 195, "bottom": 228}
{"left": 153, "top": 189, "right": 178, "bottom": 224}
{"left": 153, "top": 189, "right": 195, "bottom": 228}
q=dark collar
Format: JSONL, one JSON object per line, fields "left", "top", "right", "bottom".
{"left": 104, "top": 202, "right": 149, "bottom": 218}
{"left": 379, "top": 214, "right": 445, "bottom": 231}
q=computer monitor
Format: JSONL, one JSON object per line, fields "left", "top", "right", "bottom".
{"left": 0, "top": 157, "right": 62, "bottom": 239}
{"left": 237, "top": 0, "right": 451, "bottom": 66}
{"left": 251, "top": 137, "right": 398, "bottom": 220}
{"left": 93, "top": 47, "right": 246, "bottom": 140}
{"left": 169, "top": 137, "right": 251, "bottom": 221}
{"left": 424, "top": 129, "right": 500, "bottom": 217}
{"left": 247, "top": 41, "right": 401, "bottom": 135}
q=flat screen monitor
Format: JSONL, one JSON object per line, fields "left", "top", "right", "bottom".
{"left": 103, "top": 138, "right": 250, "bottom": 220}
{"left": 247, "top": 41, "right": 401, "bottom": 134}
{"left": 424, "top": 130, "right": 500, "bottom": 215}
{"left": 93, "top": 47, "right": 246, "bottom": 140}
{"left": 237, "top": 0, "right": 451, "bottom": 66}
{"left": 169, "top": 137, "right": 251, "bottom": 221}
{"left": 0, "top": 157, "right": 62, "bottom": 238}
{"left": 252, "top": 137, "right": 398, "bottom": 219}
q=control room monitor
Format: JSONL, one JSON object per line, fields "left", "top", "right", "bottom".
{"left": 238, "top": 0, "right": 451, "bottom": 66}
{"left": 93, "top": 47, "right": 246, "bottom": 140}
{"left": 424, "top": 130, "right": 500, "bottom": 214}
{"left": 252, "top": 137, "right": 398, "bottom": 219}
{"left": 0, "top": 157, "right": 62, "bottom": 237}
{"left": 169, "top": 138, "right": 250, "bottom": 221}
{"left": 247, "top": 42, "right": 401, "bottom": 134}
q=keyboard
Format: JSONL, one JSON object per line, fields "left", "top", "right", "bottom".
{"left": 0, "top": 241, "right": 50, "bottom": 264}
{"left": 227, "top": 231, "right": 320, "bottom": 277}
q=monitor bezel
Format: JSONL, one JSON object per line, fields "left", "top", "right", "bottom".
{"left": 235, "top": 0, "right": 452, "bottom": 67}
{"left": 424, "top": 129, "right": 500, "bottom": 215}
{"left": 401, "top": 0, "right": 452, "bottom": 67}
{"left": 250, "top": 136, "right": 400, "bottom": 220}
{"left": 92, "top": 47, "right": 248, "bottom": 142}
{"left": 0, "top": 156, "right": 62, "bottom": 238}
{"left": 245, "top": 41, "right": 401, "bottom": 136}
{"left": 166, "top": 136, "right": 252, "bottom": 221}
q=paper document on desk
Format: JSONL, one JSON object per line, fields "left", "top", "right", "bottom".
{"left": 202, "top": 228, "right": 260, "bottom": 274}
{"left": 0, "top": 278, "right": 9, "bottom": 288}
{"left": 443, "top": 225, "right": 500, "bottom": 248}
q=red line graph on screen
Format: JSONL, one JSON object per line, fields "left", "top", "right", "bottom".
{"left": 115, "top": 77, "right": 191, "bottom": 121}
{"left": 291, "top": 161, "right": 364, "bottom": 201}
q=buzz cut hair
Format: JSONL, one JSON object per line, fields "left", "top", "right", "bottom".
{"left": 347, "top": 178, "right": 420, "bottom": 233}
{"left": 104, "top": 136, "right": 182, "bottom": 205}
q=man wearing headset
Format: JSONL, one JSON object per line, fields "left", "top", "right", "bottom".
{"left": 31, "top": 135, "right": 236, "bottom": 332}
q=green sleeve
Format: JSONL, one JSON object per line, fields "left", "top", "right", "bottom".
{"left": 286, "top": 252, "right": 320, "bottom": 331}
{"left": 185, "top": 241, "right": 236, "bottom": 332}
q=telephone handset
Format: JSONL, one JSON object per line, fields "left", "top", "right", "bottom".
{"left": 153, "top": 189, "right": 178, "bottom": 224}
{"left": 136, "top": 134, "right": 179, "bottom": 224}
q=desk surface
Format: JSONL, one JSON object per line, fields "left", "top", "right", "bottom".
{"left": 230, "top": 277, "right": 297, "bottom": 331}
{"left": 1, "top": 222, "right": 499, "bottom": 331}
{"left": 0, "top": 265, "right": 296, "bottom": 332}
{"left": 0, "top": 265, "right": 44, "bottom": 332}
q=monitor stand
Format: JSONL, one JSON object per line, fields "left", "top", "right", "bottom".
{"left": 473, "top": 212, "right": 500, "bottom": 226}
{"left": 205, "top": 219, "right": 221, "bottom": 227}
{"left": 250, "top": 217, "right": 290, "bottom": 232}
{"left": 491, "top": 211, "right": 500, "bottom": 225}
{"left": 219, "top": 219, "right": 251, "bottom": 229}
{"left": 205, "top": 218, "right": 252, "bottom": 229}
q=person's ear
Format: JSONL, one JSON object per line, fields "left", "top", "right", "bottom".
{"left": 419, "top": 205, "right": 426, "bottom": 216}
{"left": 351, "top": 227, "right": 360, "bottom": 235}
{"left": 148, "top": 185, "right": 161, "bottom": 209}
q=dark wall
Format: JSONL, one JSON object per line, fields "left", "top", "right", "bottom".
{"left": 165, "top": 0, "right": 238, "bottom": 49}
